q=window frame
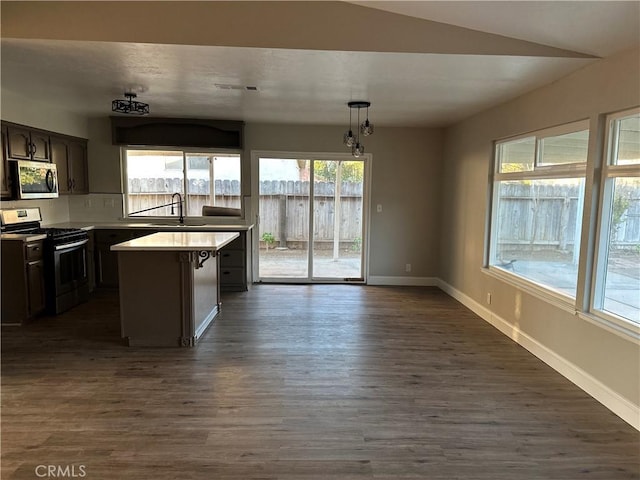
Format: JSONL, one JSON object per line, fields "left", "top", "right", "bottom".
{"left": 487, "top": 119, "right": 590, "bottom": 304}
{"left": 121, "top": 146, "right": 243, "bottom": 220}
{"left": 590, "top": 107, "right": 640, "bottom": 332}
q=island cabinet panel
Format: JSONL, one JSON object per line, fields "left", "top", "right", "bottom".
{"left": 117, "top": 251, "right": 185, "bottom": 346}
{"left": 192, "top": 252, "right": 219, "bottom": 336}
{"left": 117, "top": 250, "right": 220, "bottom": 347}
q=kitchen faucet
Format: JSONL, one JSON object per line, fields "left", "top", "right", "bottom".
{"left": 171, "top": 192, "right": 184, "bottom": 224}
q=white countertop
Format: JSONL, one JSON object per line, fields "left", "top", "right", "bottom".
{"left": 1, "top": 222, "right": 253, "bottom": 242}
{"left": 110, "top": 231, "right": 240, "bottom": 252}
{"left": 0, "top": 232, "right": 47, "bottom": 242}
{"left": 45, "top": 222, "right": 254, "bottom": 232}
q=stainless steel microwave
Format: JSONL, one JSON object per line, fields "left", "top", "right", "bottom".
{"left": 12, "top": 160, "right": 59, "bottom": 199}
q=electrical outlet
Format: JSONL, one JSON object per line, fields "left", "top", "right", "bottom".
{"left": 487, "top": 293, "right": 492, "bottom": 305}
{"left": 84, "top": 199, "right": 92, "bottom": 208}
{"left": 377, "top": 204, "right": 383, "bottom": 213}
{"left": 405, "top": 263, "right": 412, "bottom": 272}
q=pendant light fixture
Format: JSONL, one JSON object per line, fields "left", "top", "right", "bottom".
{"left": 360, "top": 104, "right": 374, "bottom": 136}
{"left": 343, "top": 101, "right": 372, "bottom": 157}
{"left": 343, "top": 107, "right": 356, "bottom": 147}
{"left": 112, "top": 92, "right": 150, "bottom": 115}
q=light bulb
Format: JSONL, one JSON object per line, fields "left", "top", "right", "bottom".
{"left": 360, "top": 119, "right": 374, "bottom": 136}
{"left": 352, "top": 143, "right": 364, "bottom": 157}
{"left": 344, "top": 130, "right": 355, "bottom": 147}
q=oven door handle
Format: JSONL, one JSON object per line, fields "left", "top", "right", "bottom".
{"left": 54, "top": 238, "right": 89, "bottom": 251}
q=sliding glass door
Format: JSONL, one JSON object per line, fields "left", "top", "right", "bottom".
{"left": 255, "top": 154, "right": 368, "bottom": 282}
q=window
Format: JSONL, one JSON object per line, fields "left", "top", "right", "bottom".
{"left": 489, "top": 121, "right": 589, "bottom": 298}
{"left": 592, "top": 109, "right": 640, "bottom": 325}
{"left": 123, "top": 149, "right": 241, "bottom": 218}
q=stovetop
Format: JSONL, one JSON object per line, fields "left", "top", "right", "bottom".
{"left": 33, "top": 227, "right": 86, "bottom": 237}
{"left": 2, "top": 223, "right": 88, "bottom": 244}
{"left": 32, "top": 227, "right": 89, "bottom": 243}
{"left": 1, "top": 208, "right": 88, "bottom": 245}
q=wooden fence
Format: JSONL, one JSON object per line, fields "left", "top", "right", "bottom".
{"left": 127, "top": 179, "right": 640, "bottom": 250}
{"left": 496, "top": 183, "right": 640, "bottom": 251}
{"left": 128, "top": 178, "right": 241, "bottom": 217}
{"left": 259, "top": 180, "right": 363, "bottom": 247}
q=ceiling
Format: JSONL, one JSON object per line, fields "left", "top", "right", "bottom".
{"left": 1, "top": 1, "right": 639, "bottom": 128}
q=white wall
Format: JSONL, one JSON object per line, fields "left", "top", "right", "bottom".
{"left": 1, "top": 88, "right": 88, "bottom": 138}
{"left": 440, "top": 47, "right": 640, "bottom": 426}
{"left": 86, "top": 117, "right": 121, "bottom": 194}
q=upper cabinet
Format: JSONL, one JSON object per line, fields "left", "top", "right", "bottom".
{"left": 2, "top": 122, "right": 89, "bottom": 196}
{"left": 68, "top": 140, "right": 88, "bottom": 194}
{"left": 51, "top": 135, "right": 88, "bottom": 195}
{"left": 1, "top": 128, "right": 10, "bottom": 198}
{"left": 5, "top": 124, "right": 51, "bottom": 162}
{"left": 50, "top": 136, "right": 69, "bottom": 194}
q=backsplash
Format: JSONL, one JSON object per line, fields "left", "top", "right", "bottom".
{"left": 1, "top": 194, "right": 252, "bottom": 225}
{"left": 0, "top": 197, "right": 71, "bottom": 225}
{"left": 68, "top": 194, "right": 124, "bottom": 222}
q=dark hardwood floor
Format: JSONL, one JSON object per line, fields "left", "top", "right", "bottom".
{"left": 2, "top": 285, "right": 638, "bottom": 479}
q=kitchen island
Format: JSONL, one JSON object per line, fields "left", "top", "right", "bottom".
{"left": 47, "top": 222, "right": 254, "bottom": 292}
{"left": 111, "top": 231, "right": 239, "bottom": 347}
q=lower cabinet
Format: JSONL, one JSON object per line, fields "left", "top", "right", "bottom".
{"left": 26, "top": 259, "right": 46, "bottom": 316}
{"left": 1, "top": 239, "right": 46, "bottom": 324}
{"left": 86, "top": 231, "right": 96, "bottom": 292}
{"left": 95, "top": 229, "right": 153, "bottom": 287}
{"left": 219, "top": 231, "right": 249, "bottom": 292}
{"left": 1, "top": 128, "right": 11, "bottom": 198}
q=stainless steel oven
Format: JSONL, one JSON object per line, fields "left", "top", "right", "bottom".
{"left": 1, "top": 208, "right": 89, "bottom": 315}
{"left": 49, "top": 236, "right": 90, "bottom": 314}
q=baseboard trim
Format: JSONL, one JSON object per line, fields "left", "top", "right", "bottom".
{"left": 368, "top": 276, "right": 440, "bottom": 286}
{"left": 436, "top": 279, "right": 640, "bottom": 431}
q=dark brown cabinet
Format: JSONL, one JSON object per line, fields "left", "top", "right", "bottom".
{"left": 219, "top": 231, "right": 249, "bottom": 291}
{"left": 5, "top": 124, "right": 51, "bottom": 162}
{"left": 1, "top": 239, "right": 46, "bottom": 324}
{"left": 68, "top": 140, "right": 89, "bottom": 193}
{"left": 87, "top": 231, "right": 96, "bottom": 292}
{"left": 26, "top": 258, "right": 46, "bottom": 316}
{"left": 1, "top": 121, "right": 89, "bottom": 197}
{"left": 95, "top": 230, "right": 153, "bottom": 287}
{"left": 1, "top": 128, "right": 10, "bottom": 198}
{"left": 51, "top": 135, "right": 89, "bottom": 194}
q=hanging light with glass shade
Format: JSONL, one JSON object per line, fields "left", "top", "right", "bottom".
{"left": 360, "top": 103, "right": 374, "bottom": 136}
{"left": 343, "top": 101, "right": 372, "bottom": 157}
{"left": 343, "top": 106, "right": 356, "bottom": 147}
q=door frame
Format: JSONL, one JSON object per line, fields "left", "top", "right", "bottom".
{"left": 250, "top": 150, "right": 372, "bottom": 284}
